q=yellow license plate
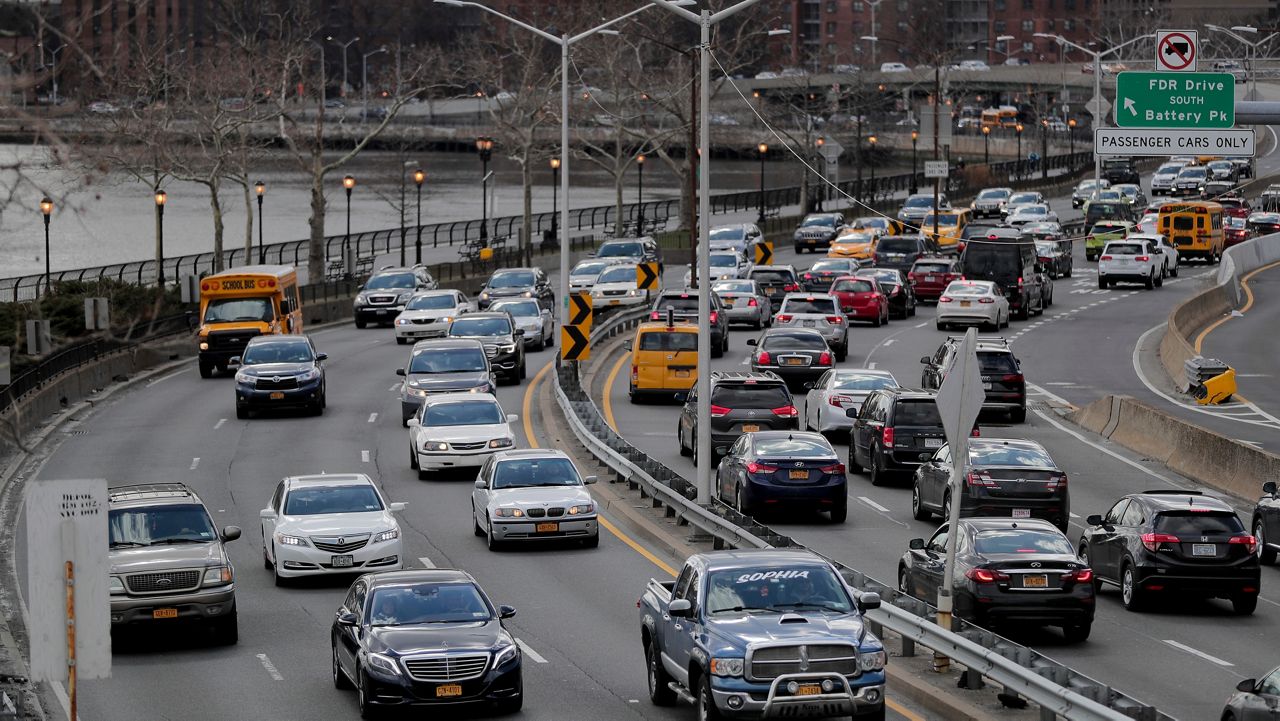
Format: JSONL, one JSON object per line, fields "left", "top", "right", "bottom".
{"left": 960, "top": 301, "right": 971, "bottom": 308}
{"left": 535, "top": 522, "right": 558, "bottom": 533}
{"left": 436, "top": 684, "right": 463, "bottom": 698}
{"left": 610, "top": 299, "right": 620, "bottom": 305}
{"left": 784, "top": 357, "right": 805, "bottom": 365}
{"left": 269, "top": 391, "right": 285, "bottom": 400}
{"left": 796, "top": 684, "right": 822, "bottom": 696}
{"left": 789, "top": 470, "right": 809, "bottom": 480}
{"left": 742, "top": 424, "right": 760, "bottom": 433}
{"left": 1023, "top": 574, "right": 1048, "bottom": 588}
{"left": 152, "top": 608, "right": 178, "bottom": 619}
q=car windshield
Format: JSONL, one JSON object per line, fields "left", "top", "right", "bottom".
{"left": 750, "top": 270, "right": 795, "bottom": 284}
{"left": 710, "top": 384, "right": 790, "bottom": 407}
{"left": 801, "top": 215, "right": 837, "bottom": 227}
{"left": 710, "top": 227, "right": 746, "bottom": 241}
{"left": 597, "top": 265, "right": 637, "bottom": 283}
{"left": 491, "top": 300, "right": 540, "bottom": 318}
{"left": 761, "top": 331, "right": 827, "bottom": 350}
{"left": 406, "top": 294, "right": 457, "bottom": 310}
{"left": 450, "top": 317, "right": 511, "bottom": 336}
{"left": 368, "top": 583, "right": 491, "bottom": 627}
{"left": 978, "top": 189, "right": 1010, "bottom": 200}
{"left": 754, "top": 437, "right": 834, "bottom": 457}
{"left": 836, "top": 231, "right": 874, "bottom": 243}
{"left": 810, "top": 261, "right": 852, "bottom": 272}
{"left": 904, "top": 196, "right": 933, "bottom": 208}
{"left": 922, "top": 214, "right": 959, "bottom": 226}
{"left": 284, "top": 485, "right": 384, "bottom": 515}
{"left": 571, "top": 260, "right": 613, "bottom": 277}
{"left": 962, "top": 245, "right": 1022, "bottom": 277}
{"left": 1016, "top": 206, "right": 1047, "bottom": 216}
{"left": 425, "top": 400, "right": 504, "bottom": 426}
{"left": 491, "top": 457, "right": 581, "bottom": 489}
{"left": 241, "top": 341, "right": 313, "bottom": 364}
{"left": 831, "top": 373, "right": 897, "bottom": 391}
{"left": 892, "top": 400, "right": 942, "bottom": 425}
{"left": 1154, "top": 511, "right": 1245, "bottom": 534}
{"left": 204, "top": 297, "right": 274, "bottom": 323}
{"left": 979, "top": 352, "right": 1019, "bottom": 373}
{"left": 1180, "top": 168, "right": 1207, "bottom": 179}
{"left": 109, "top": 504, "right": 218, "bottom": 547}
{"left": 713, "top": 280, "right": 754, "bottom": 293}
{"left": 878, "top": 237, "right": 918, "bottom": 253}
{"left": 709, "top": 253, "right": 740, "bottom": 268}
{"left": 639, "top": 331, "right": 698, "bottom": 351}
{"left": 853, "top": 218, "right": 888, "bottom": 229}
{"left": 781, "top": 298, "right": 836, "bottom": 314}
{"left": 1226, "top": 217, "right": 1247, "bottom": 229}
{"left": 913, "top": 262, "right": 952, "bottom": 274}
{"left": 1035, "top": 242, "right": 1056, "bottom": 255}
{"left": 946, "top": 284, "right": 989, "bottom": 297}
{"left": 969, "top": 443, "right": 1053, "bottom": 467}
{"left": 704, "top": 565, "right": 852, "bottom": 615}
{"left": 1010, "top": 194, "right": 1039, "bottom": 204}
{"left": 974, "top": 529, "right": 1074, "bottom": 555}
{"left": 597, "top": 241, "right": 644, "bottom": 257}
{"left": 832, "top": 279, "right": 874, "bottom": 293}
{"left": 488, "top": 270, "right": 536, "bottom": 288}
{"left": 409, "top": 348, "right": 487, "bottom": 374}
{"left": 364, "top": 273, "right": 416, "bottom": 290}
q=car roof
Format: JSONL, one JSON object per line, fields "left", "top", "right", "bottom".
{"left": 364, "top": 569, "right": 474, "bottom": 588}
{"left": 492, "top": 448, "right": 571, "bottom": 461}
{"left": 710, "top": 370, "right": 785, "bottom": 384}
{"left": 879, "top": 388, "right": 936, "bottom": 400}
{"left": 284, "top": 473, "right": 375, "bottom": 488}
{"left": 108, "top": 483, "right": 201, "bottom": 506}
{"left": 832, "top": 368, "right": 895, "bottom": 378}
{"left": 421, "top": 392, "right": 501, "bottom": 405}
{"left": 371, "top": 267, "right": 417, "bottom": 275}
{"left": 960, "top": 517, "right": 1060, "bottom": 533}
{"left": 969, "top": 437, "right": 1047, "bottom": 452}
{"left": 411, "top": 289, "right": 458, "bottom": 297}
{"left": 762, "top": 326, "right": 826, "bottom": 338}
{"left": 749, "top": 430, "right": 830, "bottom": 443}
{"left": 781, "top": 292, "right": 837, "bottom": 301}
{"left": 637, "top": 321, "right": 699, "bottom": 333}
{"left": 412, "top": 338, "right": 486, "bottom": 350}
{"left": 694, "top": 548, "right": 832, "bottom": 572}
{"left": 246, "top": 334, "right": 311, "bottom": 345}
{"left": 454, "top": 311, "right": 509, "bottom": 319}
{"left": 1131, "top": 490, "right": 1232, "bottom": 512}
{"left": 749, "top": 265, "right": 796, "bottom": 272}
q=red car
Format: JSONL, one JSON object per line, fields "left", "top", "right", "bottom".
{"left": 1225, "top": 216, "right": 1253, "bottom": 247}
{"left": 830, "top": 275, "right": 889, "bottom": 326}
{"left": 907, "top": 257, "right": 962, "bottom": 302}
{"left": 1218, "top": 197, "right": 1252, "bottom": 220}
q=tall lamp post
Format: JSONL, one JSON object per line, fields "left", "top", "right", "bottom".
{"left": 1206, "top": 25, "right": 1278, "bottom": 101}
{"left": 400, "top": 161, "right": 417, "bottom": 266}
{"left": 549, "top": 158, "right": 560, "bottom": 249}
{"left": 1068, "top": 118, "right": 1077, "bottom": 165}
{"left": 757, "top": 142, "right": 768, "bottom": 224}
{"left": 636, "top": 153, "right": 646, "bottom": 231}
{"left": 1015, "top": 123, "right": 1024, "bottom": 179}
{"left": 476, "top": 136, "right": 494, "bottom": 244}
{"left": 413, "top": 169, "right": 426, "bottom": 264}
{"left": 867, "top": 135, "right": 878, "bottom": 204}
{"left": 982, "top": 125, "right": 990, "bottom": 165}
{"left": 1040, "top": 119, "right": 1049, "bottom": 181}
{"left": 362, "top": 46, "right": 387, "bottom": 120}
{"left": 342, "top": 174, "right": 356, "bottom": 272}
{"left": 330, "top": 35, "right": 360, "bottom": 99}
{"left": 154, "top": 188, "right": 167, "bottom": 287}
{"left": 39, "top": 197, "right": 53, "bottom": 295}
{"left": 910, "top": 130, "right": 919, "bottom": 194}
{"left": 814, "top": 137, "right": 825, "bottom": 211}
{"left": 255, "top": 181, "right": 265, "bottom": 263}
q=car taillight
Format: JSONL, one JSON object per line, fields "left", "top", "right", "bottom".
{"left": 908, "top": 272, "right": 919, "bottom": 281}
{"left": 746, "top": 461, "right": 779, "bottom": 474}
{"left": 631, "top": 365, "right": 639, "bottom": 382}
{"left": 784, "top": 283, "right": 800, "bottom": 291}
{"left": 965, "top": 568, "right": 1009, "bottom": 584}
{"left": 978, "top": 298, "right": 995, "bottom": 304}
{"left": 1230, "top": 535, "right": 1258, "bottom": 553}
{"left": 829, "top": 394, "right": 853, "bottom": 407}
{"left": 818, "top": 351, "right": 832, "bottom": 365}
{"left": 1002, "top": 374, "right": 1024, "bottom": 383}
{"left": 881, "top": 426, "right": 894, "bottom": 447}
{"left": 757, "top": 351, "right": 772, "bottom": 364}
{"left": 820, "top": 463, "right": 845, "bottom": 474}
{"left": 1100, "top": 255, "right": 1113, "bottom": 261}
{"left": 1063, "top": 568, "right": 1093, "bottom": 583}
{"left": 971, "top": 426, "right": 981, "bottom": 437}
{"left": 1135, "top": 255, "right": 1150, "bottom": 262}
{"left": 939, "top": 296, "right": 953, "bottom": 303}
{"left": 1017, "top": 276, "right": 1024, "bottom": 286}
{"left": 776, "top": 314, "right": 793, "bottom": 323}
{"left": 826, "top": 315, "right": 843, "bottom": 325}
{"left": 889, "top": 287, "right": 899, "bottom": 296}
{"left": 1046, "top": 474, "right": 1067, "bottom": 490}
{"left": 772, "top": 405, "right": 798, "bottom": 418}
{"left": 650, "top": 311, "right": 661, "bottom": 320}
{"left": 1141, "top": 532, "right": 1180, "bottom": 552}
{"left": 803, "top": 273, "right": 814, "bottom": 280}
{"left": 747, "top": 298, "right": 758, "bottom": 307}
{"left": 966, "top": 471, "right": 998, "bottom": 488}
{"left": 710, "top": 405, "right": 731, "bottom": 417}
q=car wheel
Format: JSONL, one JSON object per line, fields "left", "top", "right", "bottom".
{"left": 836, "top": 343, "right": 848, "bottom": 363}
{"left": 1120, "top": 562, "right": 1144, "bottom": 612}
{"left": 262, "top": 545, "right": 273, "bottom": 570}
{"left": 236, "top": 405, "right": 249, "bottom": 420}
{"left": 1234, "top": 593, "right": 1258, "bottom": 615}
{"left": 519, "top": 360, "right": 527, "bottom": 380}
{"left": 1062, "top": 622, "right": 1092, "bottom": 643}
{"left": 1010, "top": 407, "right": 1027, "bottom": 423}
{"left": 898, "top": 567, "right": 912, "bottom": 596}
{"left": 395, "top": 337, "right": 407, "bottom": 345}
{"left": 199, "top": 360, "right": 214, "bottom": 378}
{"left": 473, "top": 504, "right": 485, "bottom": 538}
{"left": 1256, "top": 521, "right": 1277, "bottom": 565}
{"left": 1144, "top": 272, "right": 1155, "bottom": 290}
{"left": 409, "top": 446, "right": 419, "bottom": 470}
{"left": 1155, "top": 271, "right": 1164, "bottom": 288}
{"left": 942, "top": 492, "right": 953, "bottom": 523}
{"left": 868, "top": 445, "right": 886, "bottom": 486}
{"left": 678, "top": 424, "right": 692, "bottom": 457}
{"left": 1171, "top": 263, "right": 1178, "bottom": 278}
{"left": 829, "top": 498, "right": 847, "bottom": 524}
{"left": 874, "top": 314, "right": 883, "bottom": 328}
{"left": 212, "top": 609, "right": 238, "bottom": 646}
{"left": 908, "top": 303, "right": 916, "bottom": 317}
{"left": 357, "top": 668, "right": 378, "bottom": 719}
{"left": 1001, "top": 312, "right": 1010, "bottom": 329}
{"left": 847, "top": 444, "right": 864, "bottom": 474}
{"left": 647, "top": 636, "right": 677, "bottom": 706}
{"left": 355, "top": 319, "right": 367, "bottom": 329}
{"left": 1098, "top": 278, "right": 1108, "bottom": 290}
{"left": 936, "top": 321, "right": 946, "bottom": 331}
{"left": 333, "top": 644, "right": 353, "bottom": 689}
{"left": 696, "top": 673, "right": 724, "bottom": 721}
{"left": 486, "top": 522, "right": 504, "bottom": 552}
{"left": 911, "top": 483, "right": 930, "bottom": 521}
{"left": 583, "top": 532, "right": 600, "bottom": 549}
{"left": 795, "top": 245, "right": 804, "bottom": 254}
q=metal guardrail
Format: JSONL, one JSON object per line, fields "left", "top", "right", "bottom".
{"left": 552, "top": 313, "right": 1173, "bottom": 721}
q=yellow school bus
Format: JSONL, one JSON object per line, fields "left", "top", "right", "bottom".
{"left": 196, "top": 265, "right": 303, "bottom": 377}
{"left": 1158, "top": 201, "right": 1224, "bottom": 263}
{"left": 626, "top": 319, "right": 699, "bottom": 402}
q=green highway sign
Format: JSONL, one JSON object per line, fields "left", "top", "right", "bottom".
{"left": 1114, "top": 72, "right": 1234, "bottom": 129}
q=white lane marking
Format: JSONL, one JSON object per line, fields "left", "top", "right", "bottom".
{"left": 868, "top": 362, "right": 878, "bottom": 369}
{"left": 882, "top": 339, "right": 896, "bottom": 346}
{"left": 862, "top": 325, "right": 913, "bottom": 368}
{"left": 1032, "top": 408, "right": 1188, "bottom": 488}
{"left": 419, "top": 556, "right": 436, "bottom": 568}
{"left": 145, "top": 368, "right": 183, "bottom": 387}
{"left": 858, "top": 496, "right": 891, "bottom": 513}
{"left": 50, "top": 680, "right": 74, "bottom": 721}
{"left": 361, "top": 450, "right": 371, "bottom": 463}
{"left": 914, "top": 322, "right": 927, "bottom": 328}
{"left": 189, "top": 457, "right": 200, "bottom": 470}
{"left": 368, "top": 413, "right": 378, "bottom": 423}
{"left": 516, "top": 638, "right": 548, "bottom": 664}
{"left": 214, "top": 418, "right": 227, "bottom": 430}
{"left": 1070, "top": 512, "right": 1080, "bottom": 518}
{"left": 1268, "top": 125, "right": 1278, "bottom": 158}
{"left": 1026, "top": 382, "right": 1074, "bottom": 408}
{"left": 256, "top": 653, "right": 286, "bottom": 680}
{"left": 388, "top": 384, "right": 399, "bottom": 392}
{"left": 1163, "top": 640, "right": 1234, "bottom": 667}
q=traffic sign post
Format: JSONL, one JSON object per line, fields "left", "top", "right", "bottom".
{"left": 560, "top": 292, "right": 592, "bottom": 361}
{"left": 1095, "top": 128, "right": 1255, "bottom": 156}
{"left": 754, "top": 240, "right": 773, "bottom": 265}
{"left": 1156, "top": 30, "right": 1198, "bottom": 72}
{"left": 636, "top": 262, "right": 659, "bottom": 292}
{"left": 923, "top": 161, "right": 949, "bottom": 179}
{"left": 1114, "top": 72, "right": 1234, "bottom": 128}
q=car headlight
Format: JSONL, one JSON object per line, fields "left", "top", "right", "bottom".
{"left": 109, "top": 576, "right": 126, "bottom": 595}
{"left": 276, "top": 534, "right": 309, "bottom": 547}
{"left": 373, "top": 528, "right": 399, "bottom": 544}
{"left": 860, "top": 650, "right": 887, "bottom": 672}
{"left": 522, "top": 291, "right": 533, "bottom": 298}
{"left": 199, "top": 341, "right": 210, "bottom": 350}
{"left": 710, "top": 657, "right": 744, "bottom": 677}
{"left": 480, "top": 292, "right": 490, "bottom": 300}
{"left": 499, "top": 343, "right": 517, "bottom": 353}
{"left": 298, "top": 368, "right": 321, "bottom": 382}
{"left": 235, "top": 371, "right": 253, "bottom": 384}
{"left": 627, "top": 289, "right": 639, "bottom": 296}
{"left": 367, "top": 652, "right": 401, "bottom": 676}
{"left": 406, "top": 386, "right": 428, "bottom": 398}
{"left": 493, "top": 507, "right": 524, "bottom": 518}
{"left": 421, "top": 441, "right": 449, "bottom": 452}
{"left": 395, "top": 317, "right": 412, "bottom": 326}
{"left": 439, "top": 316, "right": 453, "bottom": 324}
{"left": 494, "top": 642, "right": 520, "bottom": 667}
{"left": 354, "top": 294, "right": 368, "bottom": 306}
{"left": 489, "top": 437, "right": 513, "bottom": 449}
{"left": 567, "top": 503, "right": 594, "bottom": 516}
{"left": 202, "top": 565, "right": 233, "bottom": 587}
{"left": 397, "top": 291, "right": 412, "bottom": 303}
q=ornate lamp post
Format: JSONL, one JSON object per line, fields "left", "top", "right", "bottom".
{"left": 154, "top": 188, "right": 167, "bottom": 286}
{"left": 255, "top": 181, "right": 265, "bottom": 263}
{"left": 1015, "top": 123, "right": 1024, "bottom": 179}
{"left": 476, "top": 136, "right": 494, "bottom": 243}
{"left": 1068, "top": 118, "right": 1077, "bottom": 164}
{"left": 867, "top": 135, "right": 878, "bottom": 203}
{"left": 910, "top": 130, "right": 919, "bottom": 194}
{"left": 549, "top": 157, "right": 560, "bottom": 247}
{"left": 756, "top": 142, "right": 768, "bottom": 224}
{"left": 982, "top": 125, "right": 991, "bottom": 165}
{"left": 342, "top": 174, "right": 356, "bottom": 267}
{"left": 40, "top": 197, "right": 53, "bottom": 295}
{"left": 413, "top": 169, "right": 426, "bottom": 264}
{"left": 636, "top": 153, "right": 646, "bottom": 231}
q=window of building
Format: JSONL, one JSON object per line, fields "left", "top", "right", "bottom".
{"left": 854, "top": 1, "right": 864, "bottom": 10}
{"left": 897, "top": 20, "right": 909, "bottom": 33}
{"left": 994, "top": 0, "right": 1006, "bottom": 9}
{"left": 1064, "top": 18, "right": 1074, "bottom": 30}
{"left": 994, "top": 20, "right": 1007, "bottom": 33}
{"left": 1046, "top": 19, "right": 1055, "bottom": 30}
{"left": 1023, "top": 41, "right": 1034, "bottom": 53}
{"left": 827, "top": 21, "right": 837, "bottom": 35}
{"left": 1065, "top": 0, "right": 1075, "bottom": 8}
{"left": 828, "top": 1, "right": 837, "bottom": 12}
{"left": 1021, "top": 19, "right": 1034, "bottom": 32}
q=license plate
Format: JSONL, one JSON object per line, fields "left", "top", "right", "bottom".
{"left": 270, "top": 391, "right": 285, "bottom": 400}
{"left": 789, "top": 470, "right": 809, "bottom": 480}
{"left": 674, "top": 370, "right": 691, "bottom": 378}
{"left": 982, "top": 383, "right": 992, "bottom": 390}
{"left": 960, "top": 301, "right": 971, "bottom": 308}
{"left": 1192, "top": 543, "right": 1216, "bottom": 556}
{"left": 742, "top": 424, "right": 760, "bottom": 433}
{"left": 783, "top": 357, "right": 805, "bottom": 365}
{"left": 803, "top": 320, "right": 816, "bottom": 327}
{"left": 927, "top": 275, "right": 937, "bottom": 281}
{"left": 724, "top": 299, "right": 735, "bottom": 306}
{"left": 1022, "top": 574, "right": 1048, "bottom": 588}
{"left": 795, "top": 684, "right": 822, "bottom": 696}
{"left": 610, "top": 299, "right": 620, "bottom": 305}
{"left": 924, "top": 438, "right": 944, "bottom": 448}
{"left": 765, "top": 287, "right": 776, "bottom": 294}
{"left": 436, "top": 685, "right": 463, "bottom": 698}
{"left": 152, "top": 608, "right": 178, "bottom": 619}
{"left": 536, "top": 522, "right": 559, "bottom": 533}
{"left": 331, "top": 555, "right": 353, "bottom": 568}
{"left": 375, "top": 309, "right": 388, "bottom": 315}
{"left": 1012, "top": 508, "right": 1031, "bottom": 519}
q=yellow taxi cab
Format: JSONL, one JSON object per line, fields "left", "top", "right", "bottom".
{"left": 920, "top": 208, "right": 970, "bottom": 253}
{"left": 625, "top": 315, "right": 699, "bottom": 403}
{"left": 827, "top": 228, "right": 879, "bottom": 260}
{"left": 851, "top": 216, "right": 902, "bottom": 236}
{"left": 196, "top": 265, "right": 303, "bottom": 378}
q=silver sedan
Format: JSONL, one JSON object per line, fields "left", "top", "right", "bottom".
{"left": 710, "top": 279, "right": 772, "bottom": 329}
{"left": 471, "top": 449, "right": 599, "bottom": 550}
{"left": 490, "top": 299, "right": 555, "bottom": 351}
{"left": 803, "top": 369, "right": 899, "bottom": 438}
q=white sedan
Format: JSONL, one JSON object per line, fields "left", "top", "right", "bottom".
{"left": 1005, "top": 203, "right": 1060, "bottom": 226}
{"left": 936, "top": 280, "right": 1009, "bottom": 331}
{"left": 394, "top": 290, "right": 474, "bottom": 344}
{"left": 260, "top": 473, "right": 405, "bottom": 583}
{"left": 471, "top": 449, "right": 599, "bottom": 550}
{"left": 408, "top": 393, "right": 517, "bottom": 477}
{"left": 803, "top": 368, "right": 899, "bottom": 437}
{"left": 590, "top": 262, "right": 653, "bottom": 308}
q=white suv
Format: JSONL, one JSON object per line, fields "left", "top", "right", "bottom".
{"left": 1099, "top": 239, "right": 1163, "bottom": 290}
{"left": 1126, "top": 233, "right": 1180, "bottom": 279}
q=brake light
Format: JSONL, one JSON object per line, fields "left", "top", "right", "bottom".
{"left": 784, "top": 283, "right": 800, "bottom": 291}
{"left": 882, "top": 426, "right": 894, "bottom": 447}
{"left": 820, "top": 463, "right": 846, "bottom": 474}
{"left": 965, "top": 568, "right": 1008, "bottom": 584}
{"left": 971, "top": 426, "right": 981, "bottom": 437}
{"left": 710, "top": 405, "right": 731, "bottom": 417}
{"left": 776, "top": 314, "right": 793, "bottom": 323}
{"left": 709, "top": 311, "right": 719, "bottom": 323}
{"left": 939, "top": 296, "right": 953, "bottom": 303}
{"left": 631, "top": 365, "right": 638, "bottom": 382}
{"left": 757, "top": 351, "right": 772, "bottom": 364}
{"left": 889, "top": 287, "right": 899, "bottom": 296}
{"left": 829, "top": 394, "right": 853, "bottom": 407}
{"left": 1017, "top": 276, "right": 1024, "bottom": 286}
{"left": 818, "top": 351, "right": 832, "bottom": 365}
{"left": 745, "top": 461, "right": 779, "bottom": 474}
{"left": 1100, "top": 255, "right": 1113, "bottom": 261}
{"left": 1063, "top": 568, "right": 1093, "bottom": 583}
{"left": 650, "top": 311, "right": 661, "bottom": 320}
{"left": 1002, "top": 374, "right": 1024, "bottom": 383}
{"left": 747, "top": 298, "right": 758, "bottom": 307}
{"left": 978, "top": 297, "right": 995, "bottom": 304}
{"left": 1135, "top": 255, "right": 1150, "bottom": 262}
{"left": 908, "top": 272, "right": 919, "bottom": 281}
{"left": 1141, "top": 532, "right": 1180, "bottom": 552}
{"left": 1230, "top": 535, "right": 1258, "bottom": 553}
{"left": 966, "top": 471, "right": 998, "bottom": 488}
{"left": 826, "top": 316, "right": 843, "bottom": 324}
{"left": 803, "top": 273, "right": 814, "bottom": 280}
{"left": 1046, "top": 474, "right": 1067, "bottom": 490}
{"left": 771, "top": 405, "right": 798, "bottom": 418}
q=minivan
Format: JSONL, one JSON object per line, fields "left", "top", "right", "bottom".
{"left": 960, "top": 237, "right": 1044, "bottom": 320}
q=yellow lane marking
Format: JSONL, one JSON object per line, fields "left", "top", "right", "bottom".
{"left": 1195, "top": 259, "right": 1280, "bottom": 353}
{"left": 599, "top": 516, "right": 678, "bottom": 577}
{"left": 602, "top": 351, "right": 629, "bottom": 432}
{"left": 522, "top": 362, "right": 554, "bottom": 448}
{"left": 886, "top": 697, "right": 926, "bottom": 721}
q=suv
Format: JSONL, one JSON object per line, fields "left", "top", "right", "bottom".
{"left": 1101, "top": 157, "right": 1140, "bottom": 185}
{"left": 919, "top": 335, "right": 1027, "bottom": 422}
{"left": 232, "top": 335, "right": 328, "bottom": 419}
{"left": 970, "top": 187, "right": 1013, "bottom": 219}
{"left": 1072, "top": 179, "right": 1110, "bottom": 209}
{"left": 907, "top": 256, "right": 962, "bottom": 302}
{"left": 447, "top": 312, "right": 527, "bottom": 384}
{"left": 676, "top": 371, "right": 798, "bottom": 462}
{"left": 478, "top": 267, "right": 554, "bottom": 311}
{"left": 353, "top": 266, "right": 438, "bottom": 328}
{"left": 874, "top": 235, "right": 930, "bottom": 272}
{"left": 1098, "top": 238, "right": 1162, "bottom": 289}
{"left": 108, "top": 483, "right": 241, "bottom": 643}
{"left": 1150, "top": 162, "right": 1184, "bottom": 196}
{"left": 898, "top": 193, "right": 949, "bottom": 226}
{"left": 1079, "top": 491, "right": 1261, "bottom": 614}
{"left": 649, "top": 289, "right": 729, "bottom": 357}
{"left": 849, "top": 389, "right": 952, "bottom": 486}
{"left": 959, "top": 236, "right": 1044, "bottom": 320}
{"left": 1173, "top": 165, "right": 1208, "bottom": 197}
{"left": 792, "top": 212, "right": 846, "bottom": 253}
{"left": 745, "top": 264, "right": 802, "bottom": 311}
{"left": 397, "top": 339, "right": 496, "bottom": 424}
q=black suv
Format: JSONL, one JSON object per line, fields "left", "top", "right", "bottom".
{"left": 232, "top": 335, "right": 328, "bottom": 418}
{"left": 920, "top": 336, "right": 1027, "bottom": 423}
{"left": 792, "top": 212, "right": 846, "bottom": 253}
{"left": 745, "top": 265, "right": 802, "bottom": 311}
{"left": 960, "top": 236, "right": 1044, "bottom": 320}
{"left": 849, "top": 389, "right": 953, "bottom": 486}
{"left": 676, "top": 371, "right": 798, "bottom": 462}
{"left": 478, "top": 267, "right": 555, "bottom": 311}
{"left": 874, "top": 235, "right": 932, "bottom": 272}
{"left": 594, "top": 236, "right": 664, "bottom": 274}
{"left": 1079, "top": 490, "right": 1261, "bottom": 614}
{"left": 1251, "top": 480, "right": 1280, "bottom": 565}
{"left": 1101, "top": 157, "right": 1140, "bottom": 185}
{"left": 353, "top": 265, "right": 438, "bottom": 328}
{"left": 649, "top": 289, "right": 729, "bottom": 357}
{"left": 447, "top": 312, "right": 527, "bottom": 384}
{"left": 912, "top": 438, "right": 1070, "bottom": 531}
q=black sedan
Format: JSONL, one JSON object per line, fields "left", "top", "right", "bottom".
{"left": 855, "top": 268, "right": 916, "bottom": 319}
{"left": 748, "top": 328, "right": 834, "bottom": 388}
{"left": 898, "top": 519, "right": 1095, "bottom": 641}
{"left": 232, "top": 335, "right": 327, "bottom": 418}
{"left": 912, "top": 438, "right": 1070, "bottom": 532}
{"left": 715, "top": 431, "right": 847, "bottom": 522}
{"left": 801, "top": 258, "right": 862, "bottom": 292}
{"left": 331, "top": 570, "right": 522, "bottom": 716}
{"left": 1247, "top": 212, "right": 1280, "bottom": 236}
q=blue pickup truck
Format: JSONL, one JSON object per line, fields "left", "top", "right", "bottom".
{"left": 639, "top": 549, "right": 887, "bottom": 720}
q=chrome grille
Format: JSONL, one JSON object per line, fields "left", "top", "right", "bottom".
{"left": 450, "top": 441, "right": 487, "bottom": 451}
{"left": 126, "top": 570, "right": 201, "bottom": 595}
{"left": 411, "top": 318, "right": 437, "bottom": 325}
{"left": 546, "top": 507, "right": 565, "bottom": 518}
{"left": 368, "top": 295, "right": 398, "bottom": 305}
{"left": 602, "top": 290, "right": 628, "bottom": 296}
{"left": 255, "top": 376, "right": 300, "bottom": 391}
{"left": 748, "top": 643, "right": 859, "bottom": 682}
{"left": 311, "top": 535, "right": 370, "bottom": 553}
{"left": 403, "top": 654, "right": 490, "bottom": 682}
{"left": 207, "top": 330, "right": 260, "bottom": 352}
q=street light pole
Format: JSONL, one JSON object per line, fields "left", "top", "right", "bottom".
{"left": 911, "top": 130, "right": 918, "bottom": 194}
{"left": 255, "top": 181, "right": 265, "bottom": 263}
{"left": 154, "top": 188, "right": 167, "bottom": 287}
{"left": 400, "top": 160, "right": 416, "bottom": 266}
{"left": 1015, "top": 123, "right": 1023, "bottom": 179}
{"left": 40, "top": 197, "right": 53, "bottom": 295}
{"left": 757, "top": 142, "right": 768, "bottom": 224}
{"left": 362, "top": 46, "right": 387, "bottom": 121}
{"left": 331, "top": 36, "right": 360, "bottom": 99}
{"left": 550, "top": 158, "right": 560, "bottom": 248}
{"left": 868, "top": 135, "right": 878, "bottom": 204}
{"left": 982, "top": 125, "right": 990, "bottom": 165}
{"left": 636, "top": 153, "right": 646, "bottom": 231}
{"left": 343, "top": 174, "right": 356, "bottom": 274}
{"left": 1041, "top": 119, "right": 1049, "bottom": 181}
{"left": 1206, "top": 25, "right": 1278, "bottom": 101}
{"left": 414, "top": 169, "right": 426, "bottom": 264}
{"left": 476, "top": 136, "right": 493, "bottom": 244}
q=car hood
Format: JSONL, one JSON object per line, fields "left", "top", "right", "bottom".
{"left": 482, "top": 287, "right": 535, "bottom": 298}
{"left": 705, "top": 611, "right": 867, "bottom": 652}
{"left": 592, "top": 282, "right": 639, "bottom": 293}
{"left": 277, "top": 511, "right": 395, "bottom": 537}
{"left": 238, "top": 362, "right": 314, "bottom": 377}
{"left": 110, "top": 541, "right": 224, "bottom": 574}
{"left": 510, "top": 317, "right": 542, "bottom": 331}
{"left": 487, "top": 485, "right": 592, "bottom": 508}
{"left": 416, "top": 422, "right": 511, "bottom": 443}
{"left": 397, "top": 309, "right": 458, "bottom": 321}
{"left": 368, "top": 619, "right": 505, "bottom": 656}
{"left": 406, "top": 371, "right": 491, "bottom": 390}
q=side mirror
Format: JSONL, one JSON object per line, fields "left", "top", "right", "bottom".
{"left": 1086, "top": 514, "right": 1104, "bottom": 526}
{"left": 336, "top": 612, "right": 358, "bottom": 627}
{"left": 908, "top": 538, "right": 925, "bottom": 550}
{"left": 920, "top": 356, "right": 931, "bottom": 364}
{"left": 623, "top": 341, "right": 633, "bottom": 351}
{"left": 229, "top": 356, "right": 241, "bottom": 366}
{"left": 221, "top": 526, "right": 242, "bottom": 543}
{"left": 674, "top": 392, "right": 689, "bottom": 403}
{"left": 389, "top": 502, "right": 407, "bottom": 512}
{"left": 667, "top": 598, "right": 693, "bottom": 617}
{"left": 396, "top": 368, "right": 406, "bottom": 376}
{"left": 513, "top": 329, "right": 524, "bottom": 336}
{"left": 507, "top": 414, "right": 519, "bottom": 423}
{"left": 474, "top": 479, "right": 488, "bottom": 490}
{"left": 1238, "top": 678, "right": 1257, "bottom": 693}
{"left": 803, "top": 382, "right": 815, "bottom": 390}
{"left": 746, "top": 338, "right": 758, "bottom": 346}
{"left": 1264, "top": 481, "right": 1277, "bottom": 496}
{"left": 498, "top": 605, "right": 517, "bottom": 620}
{"left": 857, "top": 592, "right": 881, "bottom": 613}
{"left": 407, "top": 418, "right": 420, "bottom": 428}
{"left": 583, "top": 475, "right": 598, "bottom": 485}
{"left": 845, "top": 408, "right": 859, "bottom": 418}
{"left": 315, "top": 352, "right": 328, "bottom": 361}
{"left": 259, "top": 509, "right": 277, "bottom": 521}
